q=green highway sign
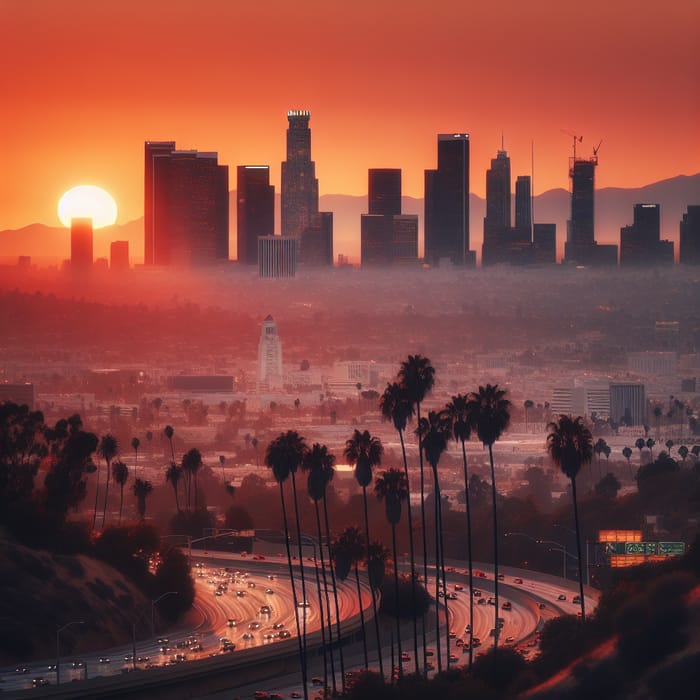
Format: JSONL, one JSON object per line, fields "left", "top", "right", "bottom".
{"left": 625, "top": 542, "right": 657, "bottom": 555}
{"left": 658, "top": 542, "right": 685, "bottom": 556}
{"left": 602, "top": 541, "right": 686, "bottom": 557}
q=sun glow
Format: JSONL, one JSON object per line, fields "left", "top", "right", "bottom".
{"left": 58, "top": 185, "right": 118, "bottom": 229}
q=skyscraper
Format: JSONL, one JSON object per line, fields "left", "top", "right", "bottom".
{"left": 144, "top": 141, "right": 229, "bottom": 266}
{"left": 680, "top": 205, "right": 700, "bottom": 264}
{"left": 620, "top": 203, "right": 673, "bottom": 266}
{"left": 482, "top": 148, "right": 511, "bottom": 265}
{"left": 258, "top": 236, "right": 297, "bottom": 278}
{"left": 257, "top": 315, "right": 283, "bottom": 390}
{"left": 369, "top": 168, "right": 402, "bottom": 216}
{"left": 515, "top": 175, "right": 532, "bottom": 237}
{"left": 300, "top": 212, "right": 334, "bottom": 266}
{"left": 109, "top": 240, "right": 129, "bottom": 271}
{"left": 237, "top": 166, "right": 274, "bottom": 265}
{"left": 70, "top": 218, "right": 93, "bottom": 270}
{"left": 424, "top": 133, "right": 474, "bottom": 266}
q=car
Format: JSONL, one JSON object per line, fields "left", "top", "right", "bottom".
{"left": 15, "top": 667, "right": 30, "bottom": 674}
{"left": 32, "top": 678, "right": 50, "bottom": 687}
{"left": 249, "top": 621, "right": 262, "bottom": 630}
{"left": 538, "top": 602, "right": 547, "bottom": 609}
{"left": 265, "top": 588, "right": 275, "bottom": 595}
{"left": 279, "top": 630, "right": 291, "bottom": 638}
{"left": 214, "top": 590, "right": 223, "bottom": 596}
{"left": 219, "top": 636, "right": 232, "bottom": 645}
{"left": 263, "top": 633, "right": 275, "bottom": 640}
{"left": 505, "top": 636, "right": 515, "bottom": 644}
{"left": 252, "top": 554, "right": 265, "bottom": 560}
{"left": 311, "top": 677, "right": 324, "bottom": 686}
{"left": 157, "top": 636, "right": 169, "bottom": 644}
{"left": 227, "top": 618, "right": 238, "bottom": 627}
{"left": 267, "top": 574, "right": 275, "bottom": 580}
{"left": 558, "top": 594, "right": 567, "bottom": 601}
{"left": 47, "top": 664, "right": 57, "bottom": 672}
{"left": 487, "top": 597, "right": 495, "bottom": 605}
{"left": 71, "top": 661, "right": 85, "bottom": 669}
{"left": 464, "top": 624, "right": 471, "bottom": 633}
{"left": 425, "top": 648, "right": 434, "bottom": 656}
{"left": 454, "top": 583, "right": 463, "bottom": 591}
{"left": 174, "top": 653, "right": 187, "bottom": 662}
{"left": 449, "top": 654, "right": 459, "bottom": 662}
{"left": 502, "top": 601, "right": 512, "bottom": 610}
{"left": 472, "top": 637, "right": 481, "bottom": 646}
{"left": 242, "top": 632, "right": 254, "bottom": 640}
{"left": 514, "top": 577, "right": 523, "bottom": 584}
{"left": 248, "top": 581, "right": 256, "bottom": 588}
{"left": 448, "top": 631, "right": 457, "bottom": 639}
{"left": 291, "top": 693, "right": 302, "bottom": 698}
{"left": 400, "top": 652, "right": 410, "bottom": 661}
{"left": 273, "top": 622, "right": 285, "bottom": 629}
{"left": 572, "top": 595, "right": 581, "bottom": 604}
{"left": 236, "top": 590, "right": 246, "bottom": 597}
{"left": 426, "top": 661, "right": 435, "bottom": 670}
{"left": 497, "top": 573, "right": 505, "bottom": 580}
{"left": 222, "top": 642, "right": 235, "bottom": 652}
{"left": 477, "top": 597, "right": 487, "bottom": 605}
{"left": 98, "top": 657, "right": 111, "bottom": 664}
{"left": 455, "top": 638, "right": 464, "bottom": 647}
{"left": 462, "top": 645, "right": 471, "bottom": 653}
{"left": 124, "top": 654, "right": 134, "bottom": 662}
{"left": 190, "top": 642, "right": 203, "bottom": 652}
{"left": 137, "top": 656, "right": 150, "bottom": 663}
{"left": 473, "top": 589, "right": 482, "bottom": 597}
{"left": 447, "top": 592, "right": 458, "bottom": 600}
{"left": 297, "top": 600, "right": 310, "bottom": 608}
{"left": 475, "top": 570, "right": 486, "bottom": 578}
{"left": 259, "top": 605, "right": 272, "bottom": 614}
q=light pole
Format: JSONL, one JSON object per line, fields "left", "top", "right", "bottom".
{"left": 546, "top": 546, "right": 578, "bottom": 580}
{"left": 56, "top": 620, "right": 84, "bottom": 685}
{"left": 505, "top": 532, "right": 569, "bottom": 579}
{"left": 554, "top": 523, "right": 590, "bottom": 586}
{"left": 151, "top": 591, "right": 178, "bottom": 637}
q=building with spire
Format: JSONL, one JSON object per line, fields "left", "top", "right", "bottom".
{"left": 257, "top": 315, "right": 283, "bottom": 390}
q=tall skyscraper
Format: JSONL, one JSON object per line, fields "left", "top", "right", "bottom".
{"left": 281, "top": 111, "right": 333, "bottom": 264}
{"left": 144, "top": 141, "right": 229, "bottom": 266}
{"left": 482, "top": 149, "right": 511, "bottom": 265}
{"left": 70, "top": 218, "right": 93, "bottom": 270}
{"left": 361, "top": 169, "right": 417, "bottom": 265}
{"left": 515, "top": 175, "right": 532, "bottom": 237}
{"left": 424, "top": 133, "right": 474, "bottom": 266}
{"left": 620, "top": 203, "right": 673, "bottom": 266}
{"left": 533, "top": 223, "right": 557, "bottom": 264}
{"left": 257, "top": 315, "right": 284, "bottom": 390}
{"left": 680, "top": 205, "right": 700, "bottom": 264}
{"left": 237, "top": 166, "right": 274, "bottom": 265}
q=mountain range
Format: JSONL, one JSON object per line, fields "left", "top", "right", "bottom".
{"left": 1, "top": 174, "right": 698, "bottom": 265}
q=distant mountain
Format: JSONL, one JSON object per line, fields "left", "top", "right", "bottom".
{"left": 2, "top": 174, "right": 697, "bottom": 264}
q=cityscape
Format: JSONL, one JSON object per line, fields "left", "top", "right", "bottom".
{"left": 1, "top": 2, "right": 699, "bottom": 700}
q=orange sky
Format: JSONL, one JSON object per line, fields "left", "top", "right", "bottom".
{"left": 1, "top": 0, "right": 698, "bottom": 231}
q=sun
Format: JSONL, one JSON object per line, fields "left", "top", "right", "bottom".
{"left": 57, "top": 185, "right": 118, "bottom": 229}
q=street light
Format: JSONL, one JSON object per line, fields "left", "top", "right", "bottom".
{"left": 546, "top": 546, "right": 578, "bottom": 580}
{"left": 151, "top": 591, "right": 178, "bottom": 637}
{"left": 554, "top": 523, "right": 590, "bottom": 586}
{"left": 504, "top": 532, "right": 569, "bottom": 579}
{"left": 56, "top": 620, "right": 84, "bottom": 685}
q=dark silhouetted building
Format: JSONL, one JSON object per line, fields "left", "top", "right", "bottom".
{"left": 482, "top": 149, "right": 511, "bottom": 265}
{"left": 258, "top": 236, "right": 297, "bottom": 278}
{"left": 425, "top": 133, "right": 475, "bottom": 266}
{"left": 620, "top": 203, "right": 673, "bottom": 266}
{"left": 680, "top": 205, "right": 700, "bottom": 264}
{"left": 237, "top": 166, "right": 274, "bottom": 265}
{"left": 301, "top": 212, "right": 334, "bottom": 266}
{"left": 533, "top": 223, "right": 557, "bottom": 263}
{"left": 110, "top": 241, "right": 129, "bottom": 270}
{"left": 515, "top": 175, "right": 532, "bottom": 237}
{"left": 71, "top": 218, "right": 93, "bottom": 270}
{"left": 361, "top": 169, "right": 418, "bottom": 265}
{"left": 610, "top": 383, "right": 646, "bottom": 426}
{"left": 144, "top": 141, "right": 229, "bottom": 266}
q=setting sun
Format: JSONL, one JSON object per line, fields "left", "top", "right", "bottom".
{"left": 57, "top": 185, "right": 118, "bottom": 229}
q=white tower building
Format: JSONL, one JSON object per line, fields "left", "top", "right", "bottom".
{"left": 257, "top": 315, "right": 283, "bottom": 390}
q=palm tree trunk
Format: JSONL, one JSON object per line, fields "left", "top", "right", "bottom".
{"left": 102, "top": 460, "right": 111, "bottom": 528}
{"left": 310, "top": 526, "right": 328, "bottom": 690}
{"left": 323, "top": 499, "right": 346, "bottom": 692}
{"left": 362, "top": 485, "right": 384, "bottom": 679}
{"left": 433, "top": 468, "right": 442, "bottom": 673}
{"left": 280, "top": 482, "right": 308, "bottom": 700}
{"left": 416, "top": 402, "right": 429, "bottom": 672}
{"left": 289, "top": 471, "right": 309, "bottom": 661}
{"left": 92, "top": 463, "right": 101, "bottom": 530}
{"left": 398, "top": 429, "right": 421, "bottom": 675}
{"left": 461, "top": 439, "right": 474, "bottom": 669}
{"left": 354, "top": 561, "right": 369, "bottom": 669}
{"left": 119, "top": 486, "right": 124, "bottom": 525}
{"left": 435, "top": 474, "right": 450, "bottom": 669}
{"left": 194, "top": 473, "right": 198, "bottom": 511}
{"left": 489, "top": 443, "right": 499, "bottom": 653}
{"left": 314, "top": 501, "right": 335, "bottom": 694}
{"left": 391, "top": 523, "right": 402, "bottom": 680}
{"left": 571, "top": 476, "right": 586, "bottom": 623}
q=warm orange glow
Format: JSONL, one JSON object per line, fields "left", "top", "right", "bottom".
{"left": 57, "top": 186, "right": 118, "bottom": 229}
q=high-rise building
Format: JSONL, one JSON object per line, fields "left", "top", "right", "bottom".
{"left": 482, "top": 149, "right": 512, "bottom": 265}
{"left": 300, "top": 212, "right": 334, "bottom": 266}
{"left": 257, "top": 315, "right": 284, "bottom": 390}
{"left": 515, "top": 175, "right": 532, "bottom": 237}
{"left": 620, "top": 203, "right": 674, "bottom": 266}
{"left": 361, "top": 169, "right": 418, "bottom": 265}
{"left": 425, "top": 133, "right": 474, "bottom": 266}
{"left": 680, "top": 205, "right": 700, "bottom": 264}
{"left": 237, "top": 166, "right": 274, "bottom": 265}
{"left": 258, "top": 236, "right": 297, "bottom": 278}
{"left": 144, "top": 141, "right": 229, "bottom": 266}
{"left": 70, "top": 218, "right": 93, "bottom": 270}
{"left": 109, "top": 240, "right": 129, "bottom": 270}
{"left": 609, "top": 383, "right": 646, "bottom": 426}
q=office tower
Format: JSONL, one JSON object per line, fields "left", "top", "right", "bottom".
{"left": 237, "top": 166, "right": 274, "bottom": 265}
{"left": 70, "top": 218, "right": 93, "bottom": 270}
{"left": 620, "top": 203, "right": 673, "bottom": 266}
{"left": 110, "top": 240, "right": 130, "bottom": 270}
{"left": 533, "top": 223, "right": 557, "bottom": 263}
{"left": 680, "top": 205, "right": 700, "bottom": 264}
{"left": 258, "top": 236, "right": 297, "bottom": 278}
{"left": 301, "top": 212, "right": 334, "bottom": 266}
{"left": 482, "top": 148, "right": 512, "bottom": 264}
{"left": 257, "top": 315, "right": 284, "bottom": 390}
{"left": 144, "top": 141, "right": 229, "bottom": 266}
{"left": 515, "top": 175, "right": 532, "bottom": 237}
{"left": 609, "top": 383, "right": 646, "bottom": 426}
{"left": 425, "top": 133, "right": 474, "bottom": 266}
{"left": 361, "top": 169, "right": 418, "bottom": 265}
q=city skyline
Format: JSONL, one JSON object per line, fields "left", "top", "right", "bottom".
{"left": 1, "top": 1, "right": 698, "bottom": 231}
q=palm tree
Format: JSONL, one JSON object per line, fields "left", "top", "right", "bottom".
{"left": 546, "top": 415, "right": 593, "bottom": 623}
{"left": 165, "top": 461, "right": 183, "bottom": 512}
{"left": 523, "top": 399, "right": 534, "bottom": 433}
{"left": 653, "top": 404, "right": 663, "bottom": 439}
{"left": 622, "top": 446, "right": 633, "bottom": 479}
{"left": 182, "top": 448, "right": 203, "bottom": 512}
{"left": 98, "top": 434, "right": 119, "bottom": 528}
{"left": 466, "top": 384, "right": 510, "bottom": 651}
{"left": 164, "top": 425, "right": 175, "bottom": 462}
{"left": 379, "top": 382, "right": 420, "bottom": 671}
{"left": 111, "top": 460, "right": 129, "bottom": 524}
{"left": 635, "top": 437, "right": 646, "bottom": 463}
{"left": 131, "top": 437, "right": 140, "bottom": 478}
{"left": 594, "top": 438, "right": 606, "bottom": 482}
{"left": 344, "top": 429, "right": 384, "bottom": 678}
{"left": 646, "top": 438, "right": 655, "bottom": 460}
{"left": 375, "top": 468, "right": 409, "bottom": 680}
{"left": 398, "top": 354, "right": 435, "bottom": 670}
{"left": 418, "top": 409, "right": 452, "bottom": 671}
{"left": 678, "top": 445, "right": 689, "bottom": 465}
{"left": 303, "top": 443, "right": 340, "bottom": 693}
{"left": 219, "top": 455, "right": 226, "bottom": 485}
{"left": 665, "top": 439, "right": 674, "bottom": 453}
{"left": 334, "top": 526, "right": 369, "bottom": 669}
{"left": 132, "top": 478, "right": 153, "bottom": 520}
{"left": 445, "top": 393, "right": 475, "bottom": 668}
{"left": 265, "top": 433, "right": 308, "bottom": 699}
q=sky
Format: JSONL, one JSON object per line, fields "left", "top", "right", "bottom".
{"left": 1, "top": 0, "right": 698, "bottom": 231}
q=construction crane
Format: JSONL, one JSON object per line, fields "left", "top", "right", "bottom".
{"left": 561, "top": 129, "right": 583, "bottom": 161}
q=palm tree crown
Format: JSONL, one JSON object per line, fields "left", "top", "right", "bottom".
{"left": 344, "top": 429, "right": 383, "bottom": 487}
{"left": 417, "top": 410, "right": 452, "bottom": 470}
{"left": 446, "top": 394, "right": 472, "bottom": 444}
{"left": 398, "top": 354, "right": 435, "bottom": 405}
{"left": 375, "top": 468, "right": 409, "bottom": 525}
{"left": 265, "top": 430, "right": 307, "bottom": 484}
{"left": 546, "top": 415, "right": 594, "bottom": 480}
{"left": 303, "top": 443, "right": 335, "bottom": 502}
{"left": 379, "top": 382, "right": 415, "bottom": 434}
{"left": 467, "top": 384, "right": 511, "bottom": 446}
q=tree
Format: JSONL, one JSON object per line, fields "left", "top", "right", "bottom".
{"left": 375, "top": 468, "right": 409, "bottom": 679}
{"left": 165, "top": 461, "right": 183, "bottom": 512}
{"left": 678, "top": 445, "right": 689, "bottom": 465}
{"left": 97, "top": 434, "right": 119, "bottom": 529}
{"left": 111, "top": 460, "right": 129, "bottom": 524}
{"left": 379, "top": 381, "right": 420, "bottom": 671}
{"left": 635, "top": 437, "right": 646, "bottom": 462}
{"left": 344, "top": 429, "right": 385, "bottom": 678}
{"left": 132, "top": 478, "right": 153, "bottom": 520}
{"left": 646, "top": 438, "right": 656, "bottom": 460}
{"left": 524, "top": 399, "right": 534, "bottom": 433}
{"left": 131, "top": 437, "right": 140, "bottom": 478}
{"left": 181, "top": 448, "right": 203, "bottom": 512}
{"left": 467, "top": 384, "right": 511, "bottom": 651}
{"left": 265, "top": 432, "right": 308, "bottom": 698}
{"left": 653, "top": 404, "right": 663, "bottom": 439}
{"left": 622, "top": 446, "right": 633, "bottom": 479}
{"left": 444, "top": 393, "right": 476, "bottom": 668}
{"left": 546, "top": 415, "right": 593, "bottom": 623}
{"left": 595, "top": 472, "right": 621, "bottom": 500}
{"left": 594, "top": 438, "right": 607, "bottom": 482}
{"left": 163, "top": 425, "right": 175, "bottom": 462}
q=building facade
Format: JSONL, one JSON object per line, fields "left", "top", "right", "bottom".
{"left": 109, "top": 240, "right": 129, "bottom": 270}
{"left": 258, "top": 236, "right": 297, "bottom": 278}
{"left": 237, "top": 166, "right": 274, "bottom": 265}
{"left": 680, "top": 205, "right": 700, "bottom": 264}
{"left": 620, "top": 203, "right": 674, "bottom": 266}
{"left": 71, "top": 218, "right": 93, "bottom": 270}
{"left": 257, "top": 315, "right": 284, "bottom": 390}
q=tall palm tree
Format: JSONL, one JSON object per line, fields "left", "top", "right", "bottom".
{"left": 334, "top": 526, "right": 369, "bottom": 669}
{"left": 646, "top": 438, "right": 655, "bottom": 460}
{"left": 182, "top": 448, "right": 203, "bottom": 512}
{"left": 635, "top": 437, "right": 646, "bottom": 462}
{"left": 111, "top": 460, "right": 129, "bottom": 524}
{"left": 165, "top": 461, "right": 182, "bottom": 512}
{"left": 523, "top": 399, "right": 534, "bottom": 433}
{"left": 344, "top": 429, "right": 384, "bottom": 678}
{"left": 594, "top": 438, "right": 606, "bottom": 481}
{"left": 653, "top": 404, "right": 663, "bottom": 439}
{"left": 375, "top": 468, "right": 409, "bottom": 680}
{"left": 131, "top": 437, "right": 140, "bottom": 477}
{"left": 164, "top": 425, "right": 175, "bottom": 462}
{"left": 398, "top": 354, "right": 435, "bottom": 669}
{"left": 678, "top": 445, "right": 689, "bottom": 465}
{"left": 219, "top": 454, "right": 226, "bottom": 486}
{"left": 546, "top": 415, "right": 593, "bottom": 623}
{"left": 466, "top": 384, "right": 510, "bottom": 651}
{"left": 303, "top": 443, "right": 338, "bottom": 693}
{"left": 379, "top": 382, "right": 420, "bottom": 673}
{"left": 418, "top": 410, "right": 452, "bottom": 672}
{"left": 132, "top": 478, "right": 153, "bottom": 520}
{"left": 265, "top": 432, "right": 308, "bottom": 698}
{"left": 445, "top": 393, "right": 475, "bottom": 668}
{"left": 98, "top": 434, "right": 119, "bottom": 528}
{"left": 622, "top": 446, "right": 633, "bottom": 479}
